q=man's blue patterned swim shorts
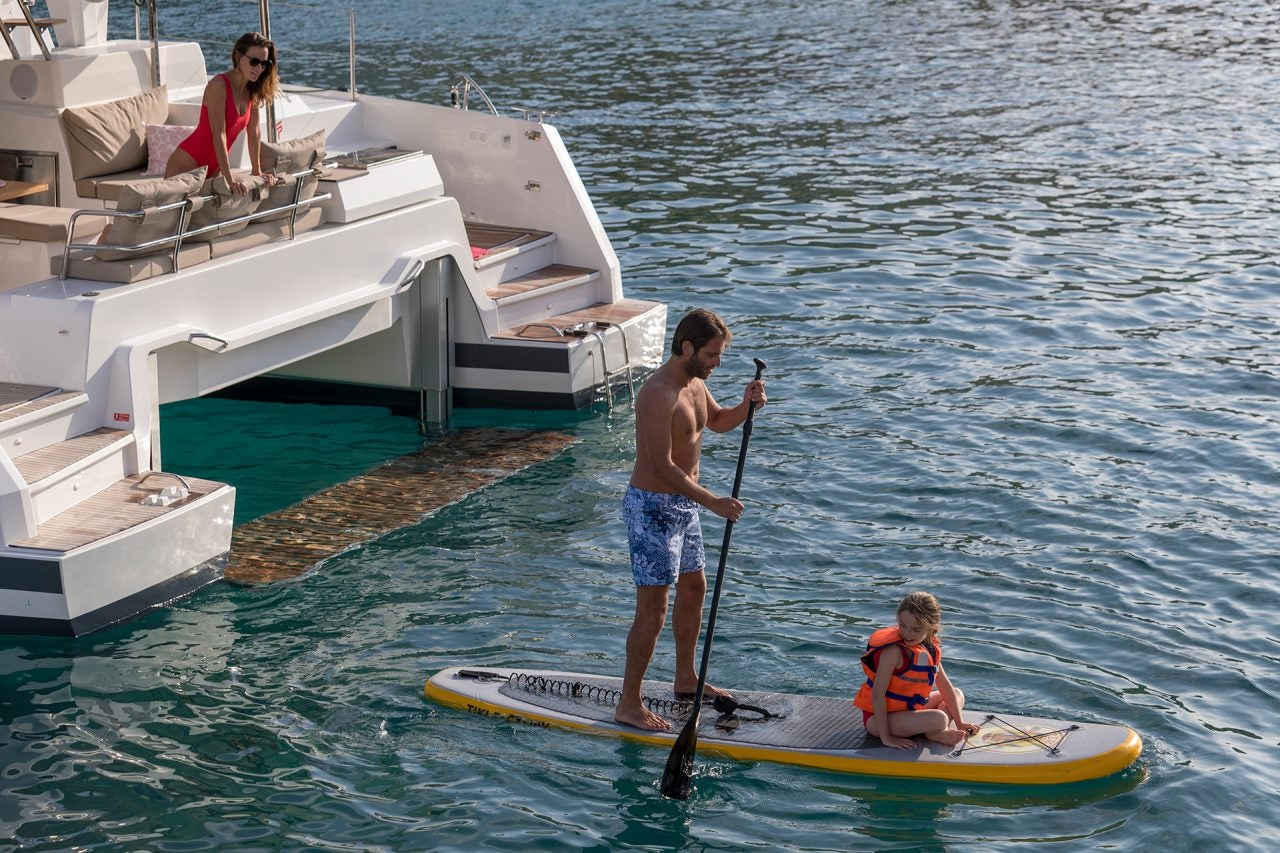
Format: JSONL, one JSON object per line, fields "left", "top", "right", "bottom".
{"left": 622, "top": 484, "right": 706, "bottom": 586}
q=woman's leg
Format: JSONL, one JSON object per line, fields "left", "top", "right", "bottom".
{"left": 164, "top": 146, "right": 200, "bottom": 178}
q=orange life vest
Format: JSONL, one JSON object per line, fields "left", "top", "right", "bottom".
{"left": 853, "top": 626, "right": 940, "bottom": 714}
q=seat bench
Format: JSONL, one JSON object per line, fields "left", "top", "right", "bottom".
{"left": 0, "top": 202, "right": 104, "bottom": 243}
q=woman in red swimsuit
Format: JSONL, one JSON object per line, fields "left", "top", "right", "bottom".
{"left": 165, "top": 32, "right": 281, "bottom": 195}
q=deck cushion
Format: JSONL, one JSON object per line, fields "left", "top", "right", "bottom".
{"left": 96, "top": 167, "right": 206, "bottom": 261}
{"left": 207, "top": 206, "right": 324, "bottom": 259}
{"left": 61, "top": 86, "right": 169, "bottom": 181}
{"left": 254, "top": 130, "right": 326, "bottom": 222}
{"left": 0, "top": 203, "right": 105, "bottom": 243}
{"left": 75, "top": 168, "right": 150, "bottom": 201}
{"left": 186, "top": 174, "right": 267, "bottom": 241}
{"left": 53, "top": 242, "right": 212, "bottom": 284}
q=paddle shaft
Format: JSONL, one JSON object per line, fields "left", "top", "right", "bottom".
{"left": 661, "top": 357, "right": 766, "bottom": 799}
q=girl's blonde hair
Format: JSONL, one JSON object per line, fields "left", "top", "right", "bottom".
{"left": 898, "top": 591, "right": 942, "bottom": 641}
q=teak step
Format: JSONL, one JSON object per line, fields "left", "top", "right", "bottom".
{"left": 486, "top": 263, "right": 598, "bottom": 303}
{"left": 494, "top": 298, "right": 664, "bottom": 341}
{"left": 0, "top": 382, "right": 58, "bottom": 413}
{"left": 12, "top": 427, "right": 130, "bottom": 486}
{"left": 13, "top": 473, "right": 227, "bottom": 553}
{"left": 464, "top": 223, "right": 553, "bottom": 252}
{"left": 0, "top": 388, "right": 86, "bottom": 426}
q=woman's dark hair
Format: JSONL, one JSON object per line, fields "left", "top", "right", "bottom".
{"left": 232, "top": 32, "right": 279, "bottom": 104}
{"left": 671, "top": 308, "right": 731, "bottom": 357}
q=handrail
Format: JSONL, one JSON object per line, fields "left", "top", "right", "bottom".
{"left": 59, "top": 168, "right": 329, "bottom": 281}
{"left": 450, "top": 74, "right": 498, "bottom": 116}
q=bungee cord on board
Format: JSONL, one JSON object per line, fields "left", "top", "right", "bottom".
{"left": 950, "top": 714, "right": 1081, "bottom": 758}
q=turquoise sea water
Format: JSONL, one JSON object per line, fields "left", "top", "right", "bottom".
{"left": 4, "top": 1, "right": 1280, "bottom": 850}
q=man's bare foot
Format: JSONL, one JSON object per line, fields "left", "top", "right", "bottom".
{"left": 673, "top": 682, "right": 733, "bottom": 702}
{"left": 925, "top": 728, "right": 967, "bottom": 747}
{"left": 615, "top": 702, "right": 671, "bottom": 731}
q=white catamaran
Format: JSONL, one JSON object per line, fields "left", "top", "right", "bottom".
{"left": 0, "top": 0, "right": 666, "bottom": 635}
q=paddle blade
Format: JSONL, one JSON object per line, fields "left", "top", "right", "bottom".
{"left": 660, "top": 709, "right": 701, "bottom": 800}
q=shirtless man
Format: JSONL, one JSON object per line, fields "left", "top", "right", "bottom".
{"left": 615, "top": 308, "right": 767, "bottom": 731}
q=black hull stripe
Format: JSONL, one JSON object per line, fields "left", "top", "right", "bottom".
{"left": 0, "top": 554, "right": 225, "bottom": 637}
{"left": 454, "top": 343, "right": 570, "bottom": 373}
{"left": 0, "top": 555, "right": 63, "bottom": 593}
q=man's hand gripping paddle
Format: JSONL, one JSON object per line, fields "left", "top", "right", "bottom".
{"left": 660, "top": 357, "right": 766, "bottom": 800}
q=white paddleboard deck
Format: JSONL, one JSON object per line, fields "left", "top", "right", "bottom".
{"left": 425, "top": 666, "right": 1142, "bottom": 785}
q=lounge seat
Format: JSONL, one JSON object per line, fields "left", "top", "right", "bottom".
{"left": 52, "top": 242, "right": 212, "bottom": 284}
{"left": 59, "top": 86, "right": 169, "bottom": 199}
{"left": 0, "top": 202, "right": 105, "bottom": 243}
{"left": 75, "top": 168, "right": 150, "bottom": 201}
{"left": 207, "top": 206, "right": 325, "bottom": 258}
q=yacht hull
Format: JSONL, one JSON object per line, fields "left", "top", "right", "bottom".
{"left": 0, "top": 485, "right": 234, "bottom": 636}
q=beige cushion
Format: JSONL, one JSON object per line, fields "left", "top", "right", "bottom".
{"left": 75, "top": 168, "right": 150, "bottom": 201}
{"left": 0, "top": 203, "right": 105, "bottom": 243}
{"left": 207, "top": 206, "right": 324, "bottom": 258}
{"left": 254, "top": 130, "right": 326, "bottom": 222}
{"left": 53, "top": 242, "right": 212, "bottom": 283}
{"left": 97, "top": 167, "right": 206, "bottom": 261}
{"left": 144, "top": 123, "right": 196, "bottom": 176}
{"left": 61, "top": 86, "right": 169, "bottom": 181}
{"left": 186, "top": 174, "right": 267, "bottom": 241}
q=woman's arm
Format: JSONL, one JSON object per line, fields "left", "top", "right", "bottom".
{"left": 247, "top": 103, "right": 265, "bottom": 178}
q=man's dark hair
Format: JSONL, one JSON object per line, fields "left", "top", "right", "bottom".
{"left": 671, "top": 308, "right": 731, "bottom": 357}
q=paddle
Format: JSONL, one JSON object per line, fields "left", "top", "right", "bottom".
{"left": 660, "top": 357, "right": 767, "bottom": 801}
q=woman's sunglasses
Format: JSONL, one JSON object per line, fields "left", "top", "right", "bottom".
{"left": 244, "top": 55, "right": 272, "bottom": 68}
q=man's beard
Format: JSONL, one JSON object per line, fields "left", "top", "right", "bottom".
{"left": 687, "top": 352, "right": 715, "bottom": 379}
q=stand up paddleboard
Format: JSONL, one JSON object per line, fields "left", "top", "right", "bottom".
{"left": 425, "top": 666, "right": 1142, "bottom": 785}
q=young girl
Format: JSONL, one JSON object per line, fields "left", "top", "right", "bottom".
{"left": 853, "top": 591, "right": 979, "bottom": 749}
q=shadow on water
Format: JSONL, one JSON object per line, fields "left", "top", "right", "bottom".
{"left": 600, "top": 740, "right": 701, "bottom": 851}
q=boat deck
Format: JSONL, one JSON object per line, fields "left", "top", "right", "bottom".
{"left": 0, "top": 383, "right": 79, "bottom": 424}
{"left": 13, "top": 473, "right": 226, "bottom": 552}
{"left": 12, "top": 427, "right": 129, "bottom": 485}
{"left": 495, "top": 298, "right": 664, "bottom": 340}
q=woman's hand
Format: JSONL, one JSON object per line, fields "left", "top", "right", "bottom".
{"left": 230, "top": 179, "right": 248, "bottom": 196}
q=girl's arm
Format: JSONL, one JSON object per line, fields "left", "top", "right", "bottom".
{"left": 935, "top": 665, "right": 979, "bottom": 735}
{"left": 871, "top": 645, "right": 915, "bottom": 749}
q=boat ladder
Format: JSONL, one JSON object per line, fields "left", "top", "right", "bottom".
{"left": 515, "top": 320, "right": 635, "bottom": 410}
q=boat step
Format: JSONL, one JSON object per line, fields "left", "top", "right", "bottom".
{"left": 494, "top": 298, "right": 665, "bottom": 341}
{"left": 0, "top": 386, "right": 85, "bottom": 427}
{"left": 12, "top": 427, "right": 131, "bottom": 487}
{"left": 0, "top": 382, "right": 59, "bottom": 413}
{"left": 486, "top": 264, "right": 599, "bottom": 305}
{"left": 464, "top": 222, "right": 555, "bottom": 269}
{"left": 13, "top": 472, "right": 228, "bottom": 553}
